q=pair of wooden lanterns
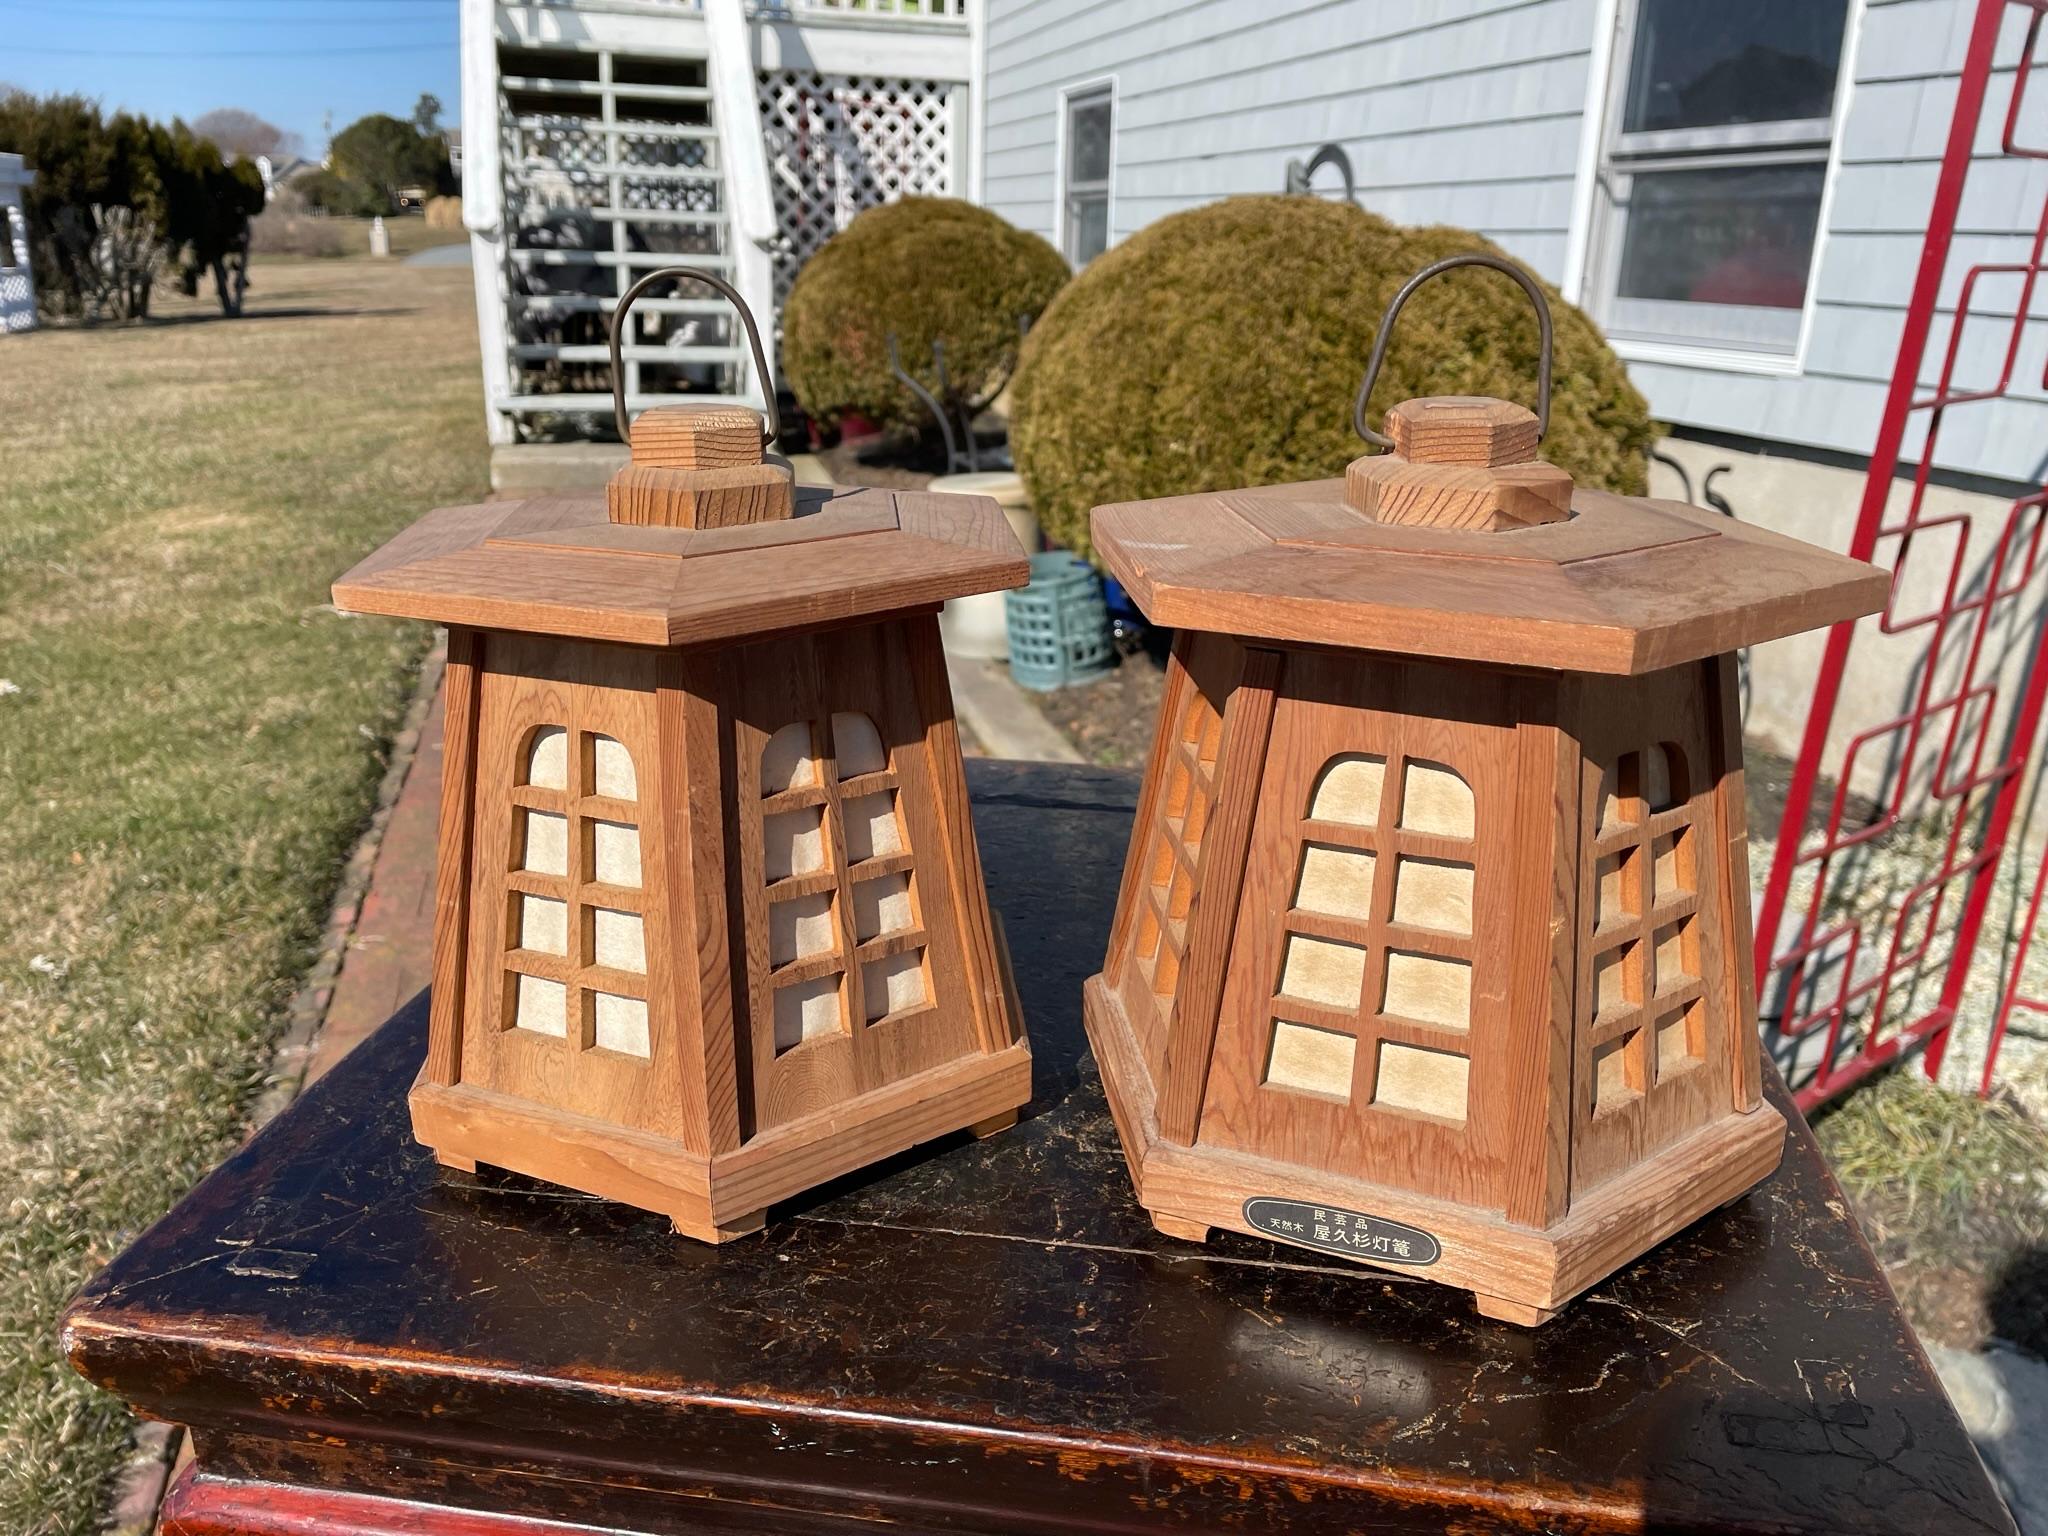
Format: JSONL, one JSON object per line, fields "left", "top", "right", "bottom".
{"left": 1084, "top": 255, "right": 1889, "bottom": 1323}
{"left": 334, "top": 272, "right": 1032, "bottom": 1242}
{"left": 338, "top": 256, "right": 1884, "bottom": 1324}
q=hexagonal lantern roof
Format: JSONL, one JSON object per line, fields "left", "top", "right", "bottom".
{"left": 1091, "top": 478, "right": 1891, "bottom": 677}
{"left": 333, "top": 485, "right": 1028, "bottom": 648}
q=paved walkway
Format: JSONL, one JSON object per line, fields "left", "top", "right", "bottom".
{"left": 306, "top": 684, "right": 446, "bottom": 1080}
{"left": 402, "top": 242, "right": 473, "bottom": 268}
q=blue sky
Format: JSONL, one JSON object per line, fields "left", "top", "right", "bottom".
{"left": 0, "top": 0, "right": 460, "bottom": 159}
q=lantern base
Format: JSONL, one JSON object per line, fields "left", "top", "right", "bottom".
{"left": 1083, "top": 974, "right": 1784, "bottom": 1326}
{"left": 410, "top": 1037, "right": 1032, "bottom": 1243}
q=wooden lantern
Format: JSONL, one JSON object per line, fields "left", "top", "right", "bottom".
{"left": 333, "top": 271, "right": 1032, "bottom": 1241}
{"left": 1082, "top": 255, "right": 1889, "bottom": 1324}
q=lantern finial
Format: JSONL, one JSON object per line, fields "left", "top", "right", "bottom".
{"left": 605, "top": 268, "right": 795, "bottom": 529}
{"left": 1345, "top": 254, "right": 1571, "bottom": 532}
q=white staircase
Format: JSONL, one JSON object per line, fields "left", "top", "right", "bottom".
{"left": 478, "top": 0, "right": 774, "bottom": 435}
{"left": 460, "top": 0, "right": 971, "bottom": 449}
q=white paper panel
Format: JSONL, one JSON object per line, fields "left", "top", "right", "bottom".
{"left": 1382, "top": 951, "right": 1472, "bottom": 1029}
{"left": 517, "top": 894, "right": 567, "bottom": 955}
{"left": 853, "top": 871, "right": 914, "bottom": 941}
{"left": 527, "top": 726, "right": 568, "bottom": 790}
{"left": 762, "top": 721, "right": 818, "bottom": 794}
{"left": 593, "top": 992, "right": 650, "bottom": 1056}
{"left": 862, "top": 949, "right": 926, "bottom": 1022}
{"left": 592, "top": 734, "right": 637, "bottom": 801}
{"left": 592, "top": 819, "right": 642, "bottom": 888}
{"left": 1373, "top": 1042, "right": 1469, "bottom": 1122}
{"left": 833, "top": 711, "right": 888, "bottom": 777}
{"left": 594, "top": 907, "right": 646, "bottom": 973}
{"left": 513, "top": 973, "right": 567, "bottom": 1036}
{"left": 844, "top": 791, "right": 903, "bottom": 863}
{"left": 765, "top": 807, "right": 827, "bottom": 881}
{"left": 773, "top": 974, "right": 842, "bottom": 1052}
{"left": 1277, "top": 934, "right": 1366, "bottom": 1009}
{"left": 1265, "top": 1019, "right": 1356, "bottom": 1098}
{"left": 1308, "top": 754, "right": 1385, "bottom": 826}
{"left": 770, "top": 891, "right": 837, "bottom": 967}
{"left": 521, "top": 811, "right": 568, "bottom": 876}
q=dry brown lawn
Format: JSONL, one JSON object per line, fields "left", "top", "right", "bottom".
{"left": 0, "top": 255, "right": 486, "bottom": 1534}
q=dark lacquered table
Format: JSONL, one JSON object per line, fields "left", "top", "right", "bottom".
{"left": 65, "top": 762, "right": 2014, "bottom": 1535}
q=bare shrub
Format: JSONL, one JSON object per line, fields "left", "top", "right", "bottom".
{"left": 248, "top": 191, "right": 345, "bottom": 258}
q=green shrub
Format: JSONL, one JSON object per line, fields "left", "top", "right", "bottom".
{"left": 782, "top": 197, "right": 1069, "bottom": 435}
{"left": 1010, "top": 196, "right": 1655, "bottom": 559}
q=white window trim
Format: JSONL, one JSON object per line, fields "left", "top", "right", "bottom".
{"left": 1054, "top": 74, "right": 1117, "bottom": 268}
{"left": 1563, "top": 0, "right": 1866, "bottom": 378}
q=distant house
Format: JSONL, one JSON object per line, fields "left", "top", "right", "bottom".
{"left": 445, "top": 128, "right": 463, "bottom": 184}
{"left": 0, "top": 152, "right": 35, "bottom": 334}
{"left": 255, "top": 154, "right": 321, "bottom": 204}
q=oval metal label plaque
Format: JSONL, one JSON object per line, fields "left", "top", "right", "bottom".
{"left": 1242, "top": 1198, "right": 1441, "bottom": 1266}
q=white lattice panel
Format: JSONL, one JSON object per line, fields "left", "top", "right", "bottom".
{"left": 0, "top": 200, "right": 33, "bottom": 334}
{"left": 756, "top": 71, "right": 955, "bottom": 305}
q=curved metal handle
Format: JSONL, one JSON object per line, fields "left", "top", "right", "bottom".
{"left": 607, "top": 266, "right": 780, "bottom": 450}
{"left": 1351, "top": 252, "right": 1554, "bottom": 449}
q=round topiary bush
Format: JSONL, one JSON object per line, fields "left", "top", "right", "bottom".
{"left": 783, "top": 197, "right": 1070, "bottom": 437}
{"left": 1010, "top": 196, "right": 1654, "bottom": 559}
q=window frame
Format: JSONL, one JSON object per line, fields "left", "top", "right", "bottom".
{"left": 1577, "top": 0, "right": 1863, "bottom": 374}
{"left": 1055, "top": 76, "right": 1116, "bottom": 269}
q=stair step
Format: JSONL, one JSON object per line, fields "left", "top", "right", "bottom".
{"left": 501, "top": 76, "right": 712, "bottom": 104}
{"left": 512, "top": 115, "right": 719, "bottom": 143}
{"left": 589, "top": 207, "right": 728, "bottom": 228}
{"left": 511, "top": 343, "right": 746, "bottom": 364}
{"left": 510, "top": 249, "right": 732, "bottom": 269}
{"left": 498, "top": 392, "right": 763, "bottom": 418}
{"left": 511, "top": 295, "right": 735, "bottom": 316}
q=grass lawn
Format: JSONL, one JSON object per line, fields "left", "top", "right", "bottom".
{"left": 0, "top": 255, "right": 486, "bottom": 1534}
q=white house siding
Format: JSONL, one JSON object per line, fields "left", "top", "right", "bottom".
{"left": 981, "top": 0, "right": 1600, "bottom": 282}
{"left": 982, "top": 0, "right": 2048, "bottom": 486}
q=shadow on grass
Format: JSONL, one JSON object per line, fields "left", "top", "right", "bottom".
{"left": 142, "top": 306, "right": 422, "bottom": 326}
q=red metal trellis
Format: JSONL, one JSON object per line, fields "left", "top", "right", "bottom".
{"left": 1756, "top": 0, "right": 2048, "bottom": 1109}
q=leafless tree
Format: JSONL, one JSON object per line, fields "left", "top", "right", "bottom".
{"left": 192, "top": 108, "right": 303, "bottom": 162}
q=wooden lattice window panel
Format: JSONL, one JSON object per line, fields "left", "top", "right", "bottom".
{"left": 1130, "top": 691, "right": 1223, "bottom": 1023}
{"left": 502, "top": 725, "right": 652, "bottom": 1058}
{"left": 1586, "top": 744, "right": 1708, "bottom": 1115}
{"left": 1260, "top": 753, "right": 1478, "bottom": 1123}
{"left": 759, "top": 711, "right": 929, "bottom": 1053}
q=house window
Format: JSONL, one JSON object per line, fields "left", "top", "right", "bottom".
{"left": 0, "top": 206, "right": 17, "bottom": 270}
{"left": 1060, "top": 82, "right": 1113, "bottom": 267}
{"left": 1588, "top": 0, "right": 1852, "bottom": 356}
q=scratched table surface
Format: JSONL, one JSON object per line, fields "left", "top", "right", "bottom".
{"left": 67, "top": 762, "right": 2012, "bottom": 1536}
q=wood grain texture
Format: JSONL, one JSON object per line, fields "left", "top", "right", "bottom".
{"left": 333, "top": 489, "right": 1029, "bottom": 649}
{"left": 1385, "top": 396, "right": 1540, "bottom": 466}
{"left": 607, "top": 460, "right": 796, "bottom": 530}
{"left": 1565, "top": 664, "right": 1741, "bottom": 1197}
{"left": 630, "top": 405, "right": 764, "bottom": 469}
{"left": 425, "top": 627, "right": 481, "bottom": 1091}
{"left": 1345, "top": 454, "right": 1573, "bottom": 532}
{"left": 1709, "top": 650, "right": 1766, "bottom": 1114}
{"left": 1197, "top": 650, "right": 1518, "bottom": 1210}
{"left": 1090, "top": 484, "right": 1889, "bottom": 674}
{"left": 1154, "top": 641, "right": 1279, "bottom": 1146}
{"left": 1495, "top": 685, "right": 1578, "bottom": 1230}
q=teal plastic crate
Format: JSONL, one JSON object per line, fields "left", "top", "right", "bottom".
{"left": 1005, "top": 552, "right": 1113, "bottom": 690}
